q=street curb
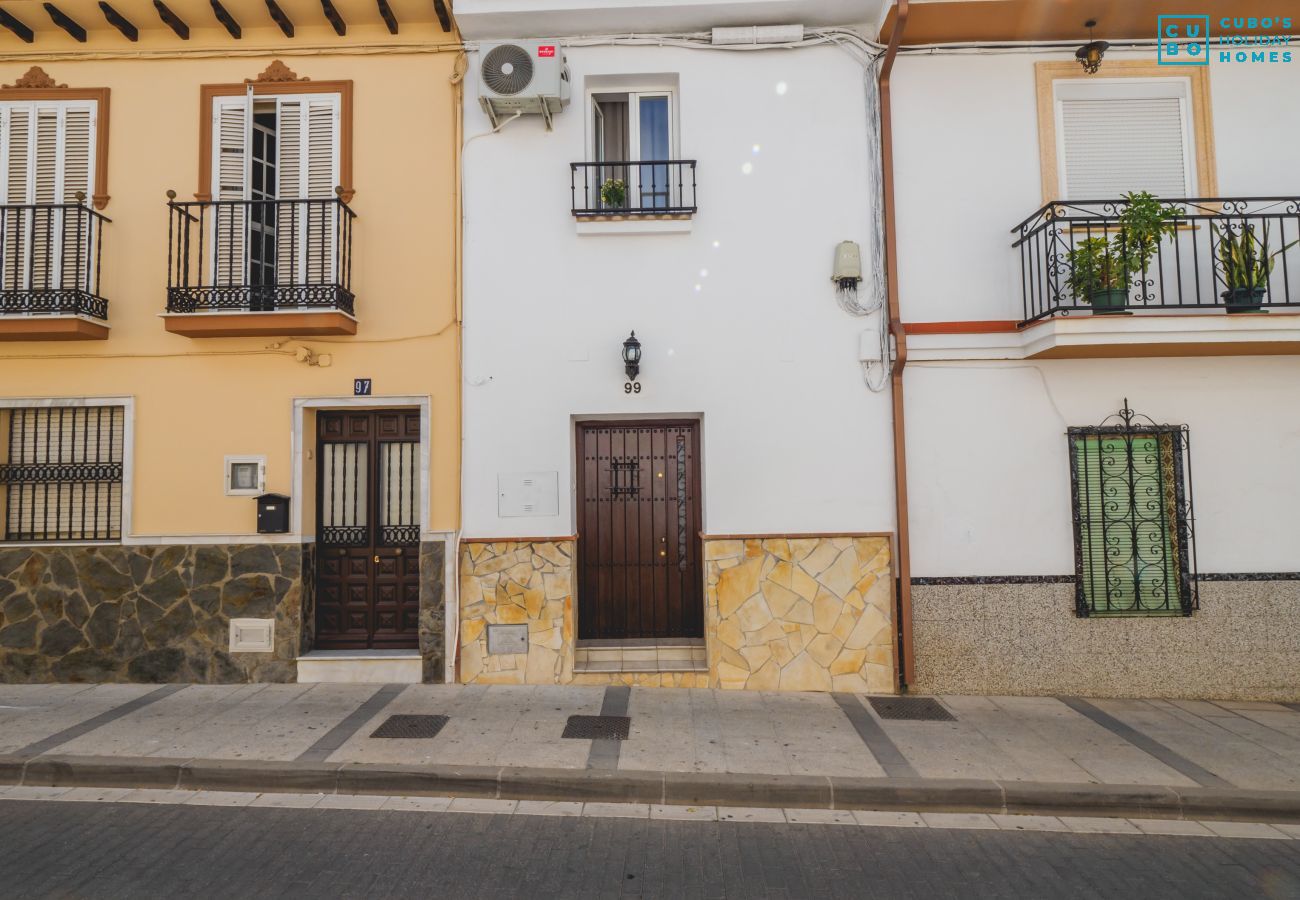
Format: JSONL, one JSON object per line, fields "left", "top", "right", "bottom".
{"left": 2, "top": 754, "right": 1298, "bottom": 823}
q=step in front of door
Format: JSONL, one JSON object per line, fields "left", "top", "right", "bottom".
{"left": 296, "top": 650, "right": 423, "bottom": 684}
{"left": 573, "top": 642, "right": 707, "bottom": 674}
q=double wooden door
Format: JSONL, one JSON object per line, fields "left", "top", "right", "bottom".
{"left": 576, "top": 420, "right": 703, "bottom": 640}
{"left": 315, "top": 410, "right": 421, "bottom": 649}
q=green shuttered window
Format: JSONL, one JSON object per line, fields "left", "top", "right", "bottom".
{"left": 1068, "top": 411, "right": 1196, "bottom": 617}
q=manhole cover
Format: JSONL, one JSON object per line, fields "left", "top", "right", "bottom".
{"left": 562, "top": 715, "right": 631, "bottom": 740}
{"left": 370, "top": 714, "right": 449, "bottom": 739}
{"left": 868, "top": 696, "right": 955, "bottom": 722}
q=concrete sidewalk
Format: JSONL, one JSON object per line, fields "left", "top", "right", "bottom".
{"left": 2, "top": 683, "right": 1299, "bottom": 821}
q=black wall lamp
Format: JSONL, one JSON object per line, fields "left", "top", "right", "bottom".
{"left": 622, "top": 331, "right": 642, "bottom": 380}
{"left": 1076, "top": 20, "right": 1109, "bottom": 74}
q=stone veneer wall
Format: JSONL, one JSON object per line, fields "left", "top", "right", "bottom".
{"left": 705, "top": 537, "right": 895, "bottom": 693}
{"left": 418, "top": 540, "right": 447, "bottom": 682}
{"left": 0, "top": 545, "right": 305, "bottom": 683}
{"left": 910, "top": 579, "right": 1300, "bottom": 701}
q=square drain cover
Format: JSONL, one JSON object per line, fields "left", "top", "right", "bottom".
{"left": 370, "top": 714, "right": 449, "bottom": 739}
{"left": 868, "top": 696, "right": 955, "bottom": 722}
{"left": 562, "top": 715, "right": 631, "bottom": 740}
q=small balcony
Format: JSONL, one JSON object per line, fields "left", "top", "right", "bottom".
{"left": 1014, "top": 197, "right": 1300, "bottom": 323}
{"left": 0, "top": 201, "right": 110, "bottom": 341}
{"left": 164, "top": 196, "right": 357, "bottom": 337}
{"left": 570, "top": 161, "right": 698, "bottom": 219}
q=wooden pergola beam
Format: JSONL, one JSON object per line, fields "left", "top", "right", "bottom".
{"left": 210, "top": 0, "right": 241, "bottom": 38}
{"left": 320, "top": 0, "right": 345, "bottom": 36}
{"left": 44, "top": 3, "right": 87, "bottom": 42}
{"left": 154, "top": 0, "right": 190, "bottom": 39}
{"left": 99, "top": 1, "right": 139, "bottom": 40}
{"left": 0, "top": 9, "right": 36, "bottom": 43}
{"left": 432, "top": 0, "right": 451, "bottom": 32}
{"left": 265, "top": 0, "right": 294, "bottom": 37}
{"left": 376, "top": 0, "right": 398, "bottom": 34}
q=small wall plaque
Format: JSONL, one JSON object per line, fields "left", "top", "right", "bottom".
{"left": 486, "top": 624, "right": 529, "bottom": 655}
{"left": 354, "top": 378, "right": 372, "bottom": 396}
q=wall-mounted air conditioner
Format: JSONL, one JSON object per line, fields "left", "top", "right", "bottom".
{"left": 478, "top": 40, "right": 571, "bottom": 130}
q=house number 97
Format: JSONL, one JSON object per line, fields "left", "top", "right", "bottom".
{"left": 624, "top": 381, "right": 641, "bottom": 394}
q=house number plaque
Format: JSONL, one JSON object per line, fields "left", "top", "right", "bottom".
{"left": 354, "top": 378, "right": 372, "bottom": 396}
{"left": 623, "top": 382, "right": 641, "bottom": 394}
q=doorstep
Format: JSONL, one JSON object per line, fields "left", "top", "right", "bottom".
{"left": 574, "top": 639, "right": 707, "bottom": 674}
{"left": 296, "top": 649, "right": 423, "bottom": 684}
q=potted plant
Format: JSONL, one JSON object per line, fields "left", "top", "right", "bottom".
{"left": 600, "top": 178, "right": 627, "bottom": 210}
{"left": 1113, "top": 191, "right": 1181, "bottom": 279}
{"left": 1067, "top": 237, "right": 1128, "bottom": 313}
{"left": 1211, "top": 221, "right": 1299, "bottom": 313}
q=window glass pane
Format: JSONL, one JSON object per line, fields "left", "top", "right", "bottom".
{"left": 638, "top": 96, "right": 670, "bottom": 209}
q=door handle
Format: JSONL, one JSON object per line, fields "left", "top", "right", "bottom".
{"left": 373, "top": 555, "right": 380, "bottom": 563}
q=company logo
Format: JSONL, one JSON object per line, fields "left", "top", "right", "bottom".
{"left": 537, "top": 45, "right": 556, "bottom": 58}
{"left": 1159, "top": 15, "right": 1294, "bottom": 65}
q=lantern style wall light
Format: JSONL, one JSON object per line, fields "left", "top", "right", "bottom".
{"left": 622, "top": 331, "right": 642, "bottom": 380}
{"left": 1076, "top": 20, "right": 1109, "bottom": 74}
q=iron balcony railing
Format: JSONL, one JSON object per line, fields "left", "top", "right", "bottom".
{"left": 1012, "top": 197, "right": 1300, "bottom": 324}
{"left": 571, "top": 160, "right": 697, "bottom": 217}
{"left": 166, "top": 196, "right": 356, "bottom": 315}
{"left": 0, "top": 199, "right": 110, "bottom": 320}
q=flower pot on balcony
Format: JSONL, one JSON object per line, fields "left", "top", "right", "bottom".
{"left": 1088, "top": 288, "right": 1129, "bottom": 314}
{"left": 1221, "top": 286, "right": 1266, "bottom": 313}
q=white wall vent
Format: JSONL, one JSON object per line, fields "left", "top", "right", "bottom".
{"left": 229, "top": 618, "right": 275, "bottom": 653}
{"left": 479, "top": 40, "right": 571, "bottom": 129}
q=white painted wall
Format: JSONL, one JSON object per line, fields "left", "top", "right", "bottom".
{"left": 890, "top": 49, "right": 1300, "bottom": 326}
{"left": 906, "top": 357, "right": 1300, "bottom": 575}
{"left": 462, "top": 43, "right": 896, "bottom": 537}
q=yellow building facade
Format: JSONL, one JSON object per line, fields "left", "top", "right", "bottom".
{"left": 0, "top": 0, "right": 461, "bottom": 683}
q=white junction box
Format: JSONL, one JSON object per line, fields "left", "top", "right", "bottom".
{"left": 229, "top": 618, "right": 275, "bottom": 653}
{"left": 498, "top": 471, "right": 559, "bottom": 517}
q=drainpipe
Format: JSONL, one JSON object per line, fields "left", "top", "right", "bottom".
{"left": 878, "top": 0, "right": 915, "bottom": 688}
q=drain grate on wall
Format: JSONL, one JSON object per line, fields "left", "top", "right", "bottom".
{"left": 562, "top": 715, "right": 632, "bottom": 740}
{"left": 868, "top": 696, "right": 955, "bottom": 722}
{"left": 370, "top": 714, "right": 450, "bottom": 739}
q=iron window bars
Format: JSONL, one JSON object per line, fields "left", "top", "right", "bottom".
{"left": 0, "top": 201, "right": 110, "bottom": 320}
{"left": 0, "top": 406, "right": 125, "bottom": 542}
{"left": 1067, "top": 402, "right": 1197, "bottom": 617}
{"left": 571, "top": 161, "right": 697, "bottom": 217}
{"left": 1012, "top": 196, "right": 1300, "bottom": 324}
{"left": 166, "top": 197, "right": 356, "bottom": 315}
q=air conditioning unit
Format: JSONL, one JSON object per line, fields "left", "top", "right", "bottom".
{"left": 478, "top": 40, "right": 571, "bottom": 130}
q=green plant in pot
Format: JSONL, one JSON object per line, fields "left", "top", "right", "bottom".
{"left": 1211, "top": 222, "right": 1299, "bottom": 313}
{"left": 1067, "top": 237, "right": 1129, "bottom": 312}
{"left": 1114, "top": 191, "right": 1181, "bottom": 278}
{"left": 600, "top": 178, "right": 627, "bottom": 209}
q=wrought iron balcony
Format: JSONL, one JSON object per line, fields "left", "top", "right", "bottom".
{"left": 0, "top": 201, "right": 109, "bottom": 320}
{"left": 166, "top": 196, "right": 356, "bottom": 315}
{"left": 1012, "top": 197, "right": 1300, "bottom": 325}
{"left": 570, "top": 161, "right": 697, "bottom": 217}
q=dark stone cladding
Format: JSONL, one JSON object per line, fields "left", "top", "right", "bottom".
{"left": 0, "top": 544, "right": 306, "bottom": 683}
{"left": 418, "top": 540, "right": 447, "bottom": 683}
{"left": 912, "top": 574, "right": 1300, "bottom": 585}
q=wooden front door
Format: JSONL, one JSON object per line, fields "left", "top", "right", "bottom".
{"left": 576, "top": 420, "right": 703, "bottom": 640}
{"left": 315, "top": 410, "right": 421, "bottom": 649}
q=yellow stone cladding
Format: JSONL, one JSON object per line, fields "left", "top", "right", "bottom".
{"left": 704, "top": 537, "right": 896, "bottom": 693}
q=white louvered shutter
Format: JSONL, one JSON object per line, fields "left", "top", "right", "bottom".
{"left": 59, "top": 106, "right": 93, "bottom": 290}
{"left": 212, "top": 95, "right": 250, "bottom": 286}
{"left": 1, "top": 105, "right": 32, "bottom": 291}
{"left": 272, "top": 94, "right": 340, "bottom": 286}
{"left": 1059, "top": 97, "right": 1191, "bottom": 199}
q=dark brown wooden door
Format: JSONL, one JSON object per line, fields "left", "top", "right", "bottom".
{"left": 315, "top": 410, "right": 421, "bottom": 649}
{"left": 576, "top": 420, "right": 702, "bottom": 640}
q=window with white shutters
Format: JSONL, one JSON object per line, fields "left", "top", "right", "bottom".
{"left": 1054, "top": 79, "right": 1196, "bottom": 200}
{"left": 1, "top": 405, "right": 124, "bottom": 542}
{"left": 0, "top": 100, "right": 97, "bottom": 295}
{"left": 209, "top": 91, "right": 341, "bottom": 288}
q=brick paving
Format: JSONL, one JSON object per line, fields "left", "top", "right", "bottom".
{"left": 0, "top": 798, "right": 1298, "bottom": 898}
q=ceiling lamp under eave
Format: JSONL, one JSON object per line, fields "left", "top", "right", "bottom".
{"left": 1076, "top": 19, "right": 1110, "bottom": 74}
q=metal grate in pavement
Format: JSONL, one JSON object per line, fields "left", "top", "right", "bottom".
{"left": 868, "top": 696, "right": 955, "bottom": 722}
{"left": 562, "top": 715, "right": 631, "bottom": 740}
{"left": 369, "top": 714, "right": 449, "bottom": 739}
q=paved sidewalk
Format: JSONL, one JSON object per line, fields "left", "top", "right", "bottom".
{"left": 2, "top": 684, "right": 1299, "bottom": 820}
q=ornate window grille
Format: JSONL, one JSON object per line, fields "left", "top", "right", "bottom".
{"left": 1067, "top": 402, "right": 1197, "bottom": 617}
{"left": 0, "top": 406, "right": 124, "bottom": 542}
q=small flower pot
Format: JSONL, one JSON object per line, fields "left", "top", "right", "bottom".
{"left": 1087, "top": 287, "right": 1129, "bottom": 314}
{"left": 1222, "top": 286, "right": 1266, "bottom": 313}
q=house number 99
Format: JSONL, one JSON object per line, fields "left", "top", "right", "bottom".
{"left": 624, "top": 381, "right": 641, "bottom": 394}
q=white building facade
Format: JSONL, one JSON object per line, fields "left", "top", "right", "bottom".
{"left": 456, "top": 1, "right": 902, "bottom": 691}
